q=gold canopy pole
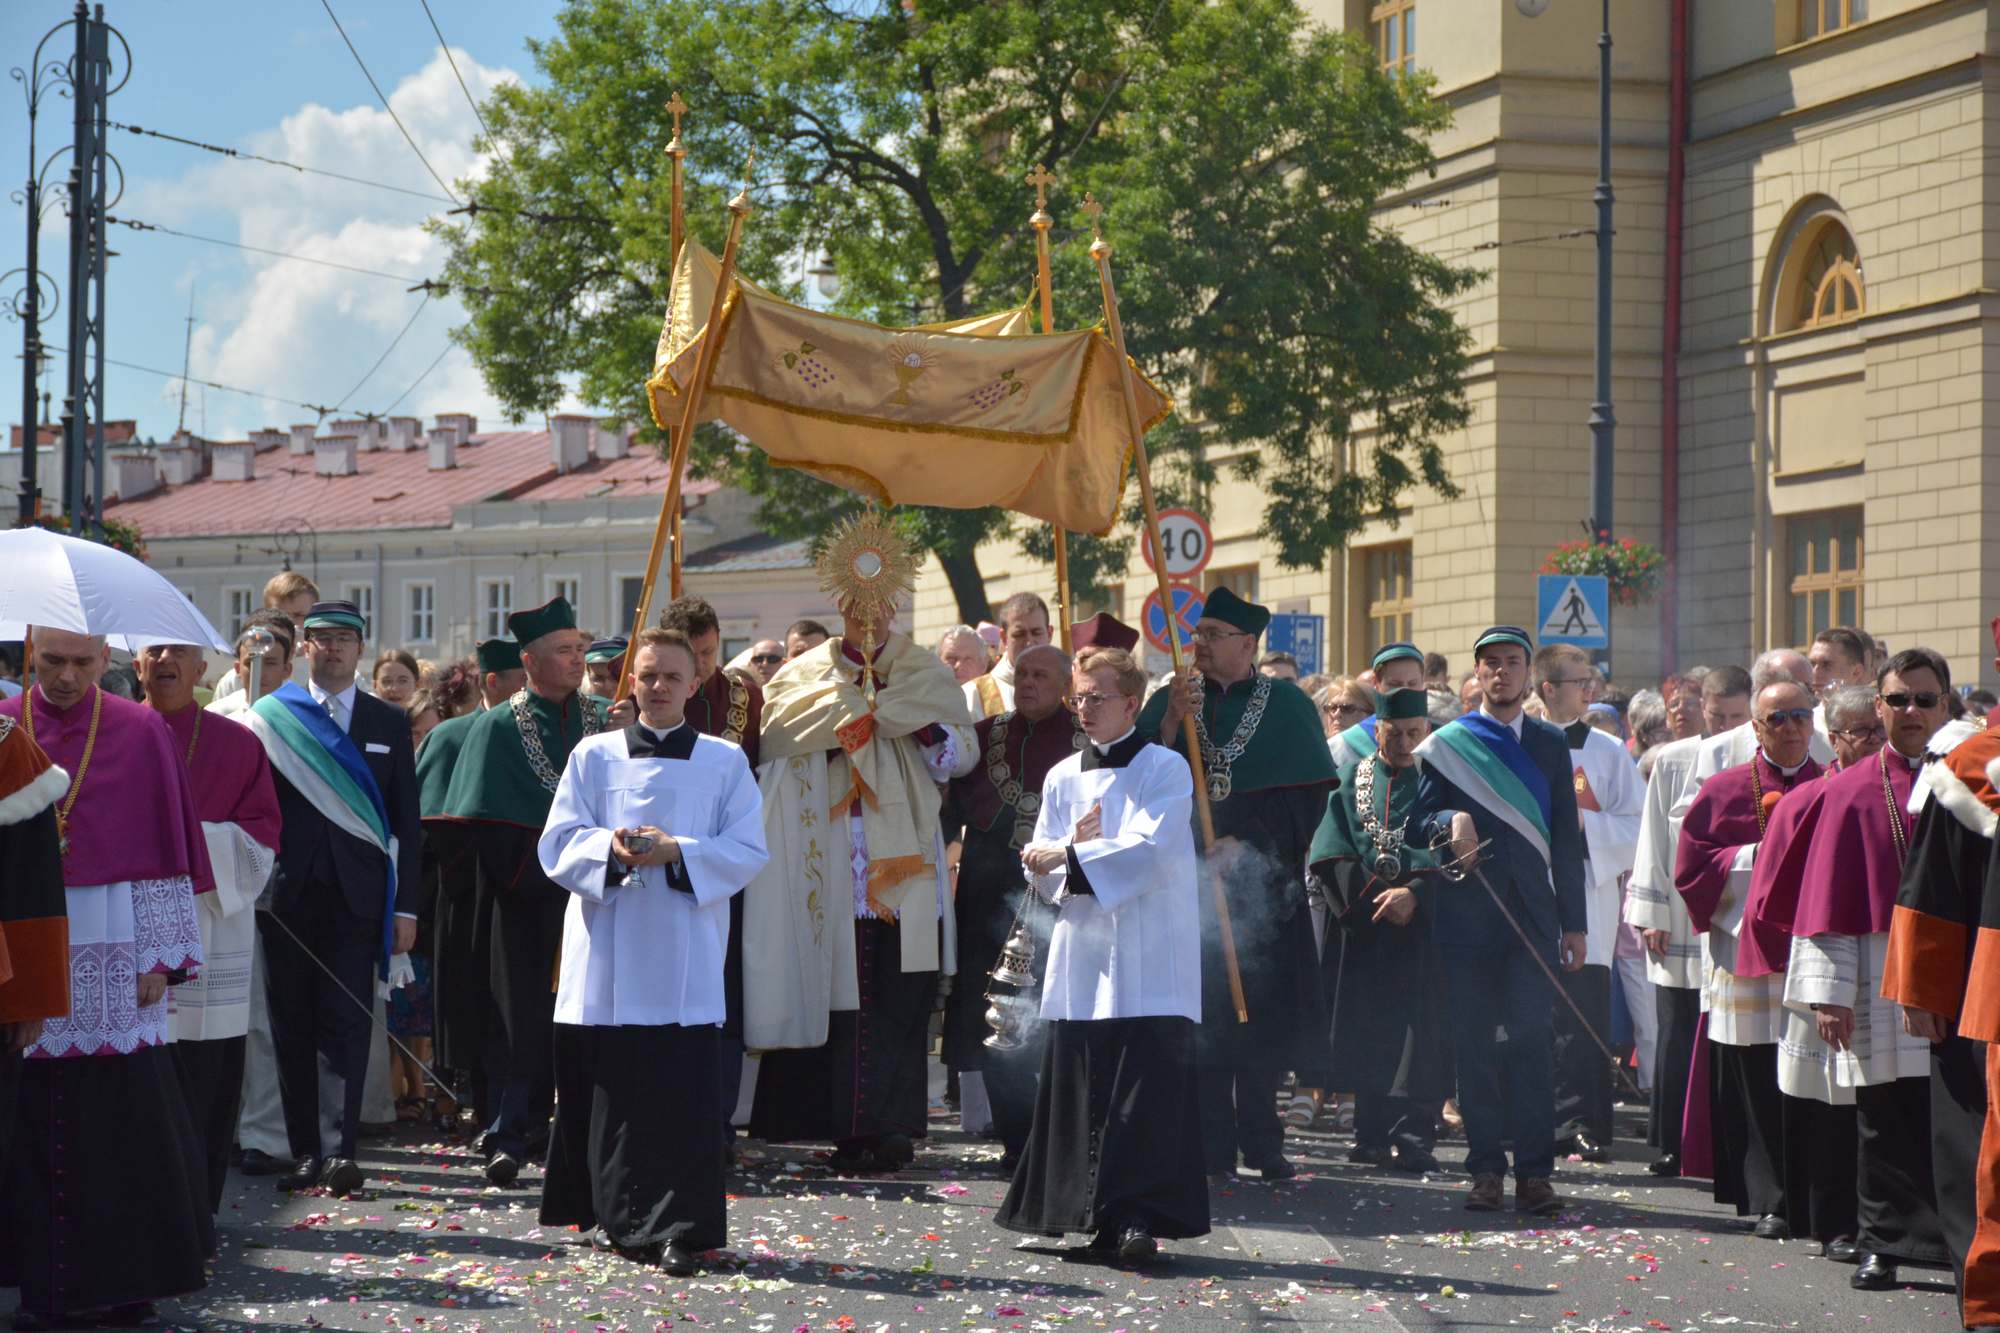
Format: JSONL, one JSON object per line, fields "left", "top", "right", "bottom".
{"left": 1084, "top": 193, "right": 1246, "bottom": 1023}
{"left": 617, "top": 156, "right": 754, "bottom": 703}
{"left": 665, "top": 93, "right": 690, "bottom": 591}
{"left": 1026, "top": 163, "right": 1074, "bottom": 653}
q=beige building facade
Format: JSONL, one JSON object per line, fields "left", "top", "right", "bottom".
{"left": 910, "top": 0, "right": 2000, "bottom": 691}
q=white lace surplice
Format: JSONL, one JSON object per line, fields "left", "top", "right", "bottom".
{"left": 1784, "top": 931, "right": 1929, "bottom": 1086}
{"left": 33, "top": 876, "right": 204, "bottom": 1059}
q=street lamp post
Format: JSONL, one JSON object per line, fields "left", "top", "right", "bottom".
{"left": 1520, "top": 0, "right": 1615, "bottom": 665}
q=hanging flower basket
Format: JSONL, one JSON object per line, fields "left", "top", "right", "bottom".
{"left": 32, "top": 512, "right": 149, "bottom": 563}
{"left": 1540, "top": 537, "right": 1664, "bottom": 607}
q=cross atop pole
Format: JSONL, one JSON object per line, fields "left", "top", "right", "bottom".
{"left": 1026, "top": 163, "right": 1056, "bottom": 213}
{"left": 1080, "top": 192, "right": 1104, "bottom": 243}
{"left": 664, "top": 90, "right": 688, "bottom": 151}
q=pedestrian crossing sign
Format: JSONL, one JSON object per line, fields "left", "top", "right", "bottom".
{"left": 1536, "top": 574, "right": 1609, "bottom": 648}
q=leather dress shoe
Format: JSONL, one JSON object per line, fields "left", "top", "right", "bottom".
{"left": 1851, "top": 1253, "right": 1900, "bottom": 1290}
{"left": 278, "top": 1155, "right": 322, "bottom": 1192}
{"left": 662, "top": 1242, "right": 701, "bottom": 1276}
{"left": 1567, "top": 1132, "right": 1609, "bottom": 1163}
{"left": 1464, "top": 1173, "right": 1504, "bottom": 1212}
{"left": 1516, "top": 1177, "right": 1561, "bottom": 1216}
{"left": 1347, "top": 1143, "right": 1391, "bottom": 1166}
{"left": 1823, "top": 1237, "right": 1860, "bottom": 1264}
{"left": 239, "top": 1147, "right": 288, "bottom": 1177}
{"left": 874, "top": 1133, "right": 916, "bottom": 1169}
{"left": 1247, "top": 1156, "right": 1296, "bottom": 1181}
{"left": 321, "top": 1158, "right": 364, "bottom": 1196}
{"left": 1392, "top": 1146, "right": 1441, "bottom": 1174}
{"left": 1753, "top": 1213, "right": 1791, "bottom": 1240}
{"left": 1646, "top": 1153, "right": 1681, "bottom": 1177}
{"left": 485, "top": 1152, "right": 521, "bottom": 1187}
{"left": 1116, "top": 1227, "right": 1159, "bottom": 1264}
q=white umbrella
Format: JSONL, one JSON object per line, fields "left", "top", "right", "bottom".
{"left": 0, "top": 525, "right": 230, "bottom": 652}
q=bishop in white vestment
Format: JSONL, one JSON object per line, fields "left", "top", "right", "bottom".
{"left": 996, "top": 648, "right": 1208, "bottom": 1264}
{"left": 537, "top": 630, "right": 768, "bottom": 1275}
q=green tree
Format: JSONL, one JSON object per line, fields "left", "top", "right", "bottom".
{"left": 440, "top": 0, "right": 1476, "bottom": 624}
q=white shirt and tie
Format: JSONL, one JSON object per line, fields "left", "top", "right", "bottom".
{"left": 307, "top": 679, "right": 359, "bottom": 734}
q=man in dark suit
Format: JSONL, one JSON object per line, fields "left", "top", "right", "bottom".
{"left": 1413, "top": 626, "right": 1586, "bottom": 1217}
{"left": 257, "top": 600, "right": 423, "bottom": 1196}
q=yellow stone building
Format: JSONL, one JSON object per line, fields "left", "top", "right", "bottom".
{"left": 909, "top": 0, "right": 1996, "bottom": 689}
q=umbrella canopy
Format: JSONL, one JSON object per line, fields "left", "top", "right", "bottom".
{"left": 0, "top": 526, "right": 229, "bottom": 651}
{"left": 647, "top": 242, "right": 1171, "bottom": 537}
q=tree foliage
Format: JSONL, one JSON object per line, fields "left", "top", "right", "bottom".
{"left": 439, "top": 0, "right": 1477, "bottom": 623}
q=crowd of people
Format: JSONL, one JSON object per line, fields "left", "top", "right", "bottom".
{"left": 6, "top": 537, "right": 2000, "bottom": 1330}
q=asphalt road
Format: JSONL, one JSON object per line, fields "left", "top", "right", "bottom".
{"left": 2, "top": 1102, "right": 1963, "bottom": 1332}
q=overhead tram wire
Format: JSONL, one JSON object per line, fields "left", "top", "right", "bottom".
{"left": 333, "top": 291, "right": 432, "bottom": 412}
{"left": 40, "top": 343, "right": 337, "bottom": 416}
{"left": 377, "top": 342, "right": 455, "bottom": 417}
{"left": 319, "top": 0, "right": 462, "bottom": 206}
{"left": 416, "top": 0, "right": 492, "bottom": 142}
{"left": 104, "top": 213, "right": 431, "bottom": 285}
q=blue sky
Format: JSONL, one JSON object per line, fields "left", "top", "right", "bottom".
{"left": 0, "top": 0, "right": 571, "bottom": 444}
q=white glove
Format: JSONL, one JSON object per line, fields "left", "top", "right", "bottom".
{"left": 377, "top": 951, "right": 416, "bottom": 998}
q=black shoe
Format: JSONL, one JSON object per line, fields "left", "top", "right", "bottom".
{"left": 1753, "top": 1214, "right": 1790, "bottom": 1240}
{"left": 997, "top": 1151, "right": 1021, "bottom": 1175}
{"left": 1851, "top": 1253, "right": 1899, "bottom": 1290}
{"left": 278, "top": 1155, "right": 322, "bottom": 1192}
{"left": 471, "top": 1129, "right": 495, "bottom": 1156}
{"left": 1823, "top": 1237, "right": 1861, "bottom": 1264}
{"left": 239, "top": 1148, "right": 288, "bottom": 1177}
{"left": 485, "top": 1152, "right": 520, "bottom": 1188}
{"left": 1645, "top": 1153, "right": 1680, "bottom": 1177}
{"left": 827, "top": 1144, "right": 878, "bottom": 1175}
{"left": 1087, "top": 1228, "right": 1119, "bottom": 1253}
{"left": 875, "top": 1133, "right": 916, "bottom": 1169}
{"left": 321, "top": 1158, "right": 364, "bottom": 1196}
{"left": 1116, "top": 1227, "right": 1158, "bottom": 1264}
{"left": 1391, "top": 1145, "right": 1441, "bottom": 1174}
{"left": 662, "top": 1242, "right": 701, "bottom": 1277}
{"left": 1247, "top": 1156, "right": 1296, "bottom": 1181}
{"left": 1567, "top": 1132, "right": 1609, "bottom": 1163}
{"left": 1347, "top": 1143, "right": 1390, "bottom": 1166}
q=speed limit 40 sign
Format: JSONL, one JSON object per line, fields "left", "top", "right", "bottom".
{"left": 1141, "top": 507, "right": 1214, "bottom": 581}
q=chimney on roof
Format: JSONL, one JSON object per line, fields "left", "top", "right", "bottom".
{"left": 386, "top": 416, "right": 421, "bottom": 452}
{"left": 427, "top": 431, "right": 457, "bottom": 471}
{"left": 594, "top": 418, "right": 629, "bottom": 462}
{"left": 333, "top": 419, "right": 382, "bottom": 452}
{"left": 213, "top": 442, "right": 257, "bottom": 482}
{"left": 248, "top": 428, "right": 286, "bottom": 452}
{"left": 109, "top": 452, "right": 160, "bottom": 501}
{"left": 435, "top": 412, "right": 475, "bottom": 443}
{"left": 551, "top": 414, "right": 592, "bottom": 474}
{"left": 314, "top": 433, "right": 359, "bottom": 477}
{"left": 156, "top": 442, "right": 200, "bottom": 485}
{"left": 289, "top": 423, "right": 317, "bottom": 455}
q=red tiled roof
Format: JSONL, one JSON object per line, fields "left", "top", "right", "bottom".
{"left": 10, "top": 420, "right": 139, "bottom": 448}
{"left": 104, "top": 430, "right": 716, "bottom": 539}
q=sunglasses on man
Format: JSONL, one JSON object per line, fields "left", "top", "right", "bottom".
{"left": 751, "top": 653, "right": 785, "bottom": 666}
{"left": 1881, "top": 691, "right": 1945, "bottom": 710}
{"left": 1757, "top": 707, "right": 1815, "bottom": 728}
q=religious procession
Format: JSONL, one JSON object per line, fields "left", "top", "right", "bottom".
{"left": 12, "top": 4, "right": 2000, "bottom": 1330}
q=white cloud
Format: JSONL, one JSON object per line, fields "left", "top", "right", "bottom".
{"left": 129, "top": 47, "right": 588, "bottom": 440}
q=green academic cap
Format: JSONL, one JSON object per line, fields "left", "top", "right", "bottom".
{"left": 507, "top": 596, "right": 577, "bottom": 649}
{"left": 1200, "top": 586, "right": 1271, "bottom": 638}
{"left": 476, "top": 638, "right": 522, "bottom": 674}
{"left": 1371, "top": 641, "right": 1423, "bottom": 671}
{"left": 585, "top": 636, "right": 628, "bottom": 665}
{"left": 302, "top": 600, "right": 367, "bottom": 637}
{"left": 1376, "top": 686, "right": 1430, "bottom": 721}
{"left": 1472, "top": 624, "right": 1534, "bottom": 657}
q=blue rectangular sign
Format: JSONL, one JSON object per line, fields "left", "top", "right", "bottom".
{"left": 1537, "top": 573, "right": 1611, "bottom": 648}
{"left": 1267, "top": 612, "right": 1326, "bottom": 673}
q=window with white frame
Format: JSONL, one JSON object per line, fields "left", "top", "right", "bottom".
{"left": 225, "top": 587, "right": 255, "bottom": 640}
{"left": 406, "top": 581, "right": 436, "bottom": 644}
{"left": 548, "top": 574, "right": 581, "bottom": 616}
{"left": 342, "top": 583, "right": 375, "bottom": 637}
{"left": 481, "top": 578, "right": 514, "bottom": 639}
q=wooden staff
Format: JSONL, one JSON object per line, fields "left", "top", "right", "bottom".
{"left": 1026, "top": 164, "right": 1074, "bottom": 653}
{"left": 617, "top": 157, "right": 754, "bottom": 702}
{"left": 1084, "top": 193, "right": 1247, "bottom": 1023}
{"left": 665, "top": 93, "right": 690, "bottom": 598}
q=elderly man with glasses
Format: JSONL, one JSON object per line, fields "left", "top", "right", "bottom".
{"left": 1327, "top": 644, "right": 1423, "bottom": 769}
{"left": 1139, "top": 587, "right": 1337, "bottom": 1181}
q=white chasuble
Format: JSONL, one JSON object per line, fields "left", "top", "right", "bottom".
{"left": 1573, "top": 727, "right": 1645, "bottom": 968}
{"left": 1024, "top": 743, "right": 1201, "bottom": 1023}
{"left": 1624, "top": 735, "right": 1703, "bottom": 989}
{"left": 538, "top": 728, "right": 768, "bottom": 1028}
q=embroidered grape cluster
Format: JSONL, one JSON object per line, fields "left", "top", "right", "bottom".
{"left": 968, "top": 367, "right": 1026, "bottom": 411}
{"left": 778, "top": 340, "right": 835, "bottom": 389}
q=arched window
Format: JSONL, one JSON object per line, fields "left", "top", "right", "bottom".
{"left": 1774, "top": 216, "right": 1864, "bottom": 333}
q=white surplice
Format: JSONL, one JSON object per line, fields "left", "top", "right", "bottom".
{"left": 1022, "top": 741, "right": 1201, "bottom": 1023}
{"left": 1572, "top": 726, "right": 1645, "bottom": 968}
{"left": 1623, "top": 734, "right": 1704, "bottom": 989}
{"left": 538, "top": 724, "right": 769, "bottom": 1028}
{"left": 166, "top": 819, "right": 275, "bottom": 1042}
